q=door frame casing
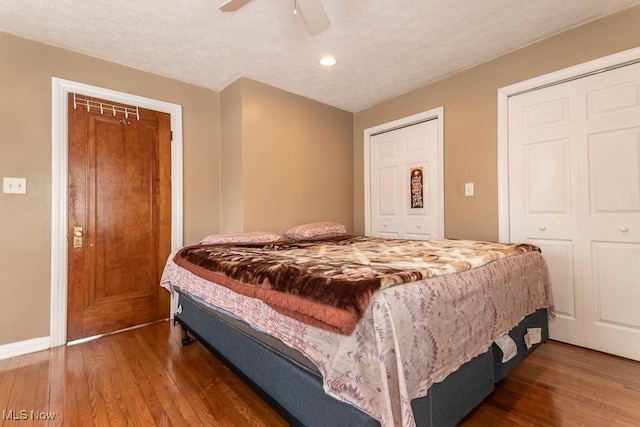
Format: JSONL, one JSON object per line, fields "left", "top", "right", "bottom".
{"left": 363, "top": 107, "right": 445, "bottom": 238}
{"left": 50, "top": 78, "right": 184, "bottom": 347}
{"left": 497, "top": 46, "right": 640, "bottom": 242}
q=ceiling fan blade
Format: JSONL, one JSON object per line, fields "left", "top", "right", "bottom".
{"left": 219, "top": 0, "right": 252, "bottom": 12}
{"left": 296, "top": 0, "right": 330, "bottom": 35}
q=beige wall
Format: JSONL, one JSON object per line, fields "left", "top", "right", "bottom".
{"left": 353, "top": 6, "right": 640, "bottom": 241}
{"left": 0, "top": 32, "right": 220, "bottom": 345}
{"left": 221, "top": 78, "right": 354, "bottom": 234}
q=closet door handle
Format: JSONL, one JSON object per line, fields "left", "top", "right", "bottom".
{"left": 538, "top": 226, "right": 546, "bottom": 231}
{"left": 620, "top": 226, "right": 629, "bottom": 233}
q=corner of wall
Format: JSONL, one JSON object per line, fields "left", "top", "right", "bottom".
{"left": 220, "top": 80, "right": 245, "bottom": 233}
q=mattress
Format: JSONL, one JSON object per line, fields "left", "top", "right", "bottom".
{"left": 178, "top": 288, "right": 321, "bottom": 375}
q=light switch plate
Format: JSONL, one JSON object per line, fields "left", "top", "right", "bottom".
{"left": 3, "top": 177, "right": 27, "bottom": 194}
{"left": 464, "top": 182, "right": 474, "bottom": 196}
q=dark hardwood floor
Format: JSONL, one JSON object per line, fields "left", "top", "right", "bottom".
{"left": 0, "top": 321, "right": 638, "bottom": 426}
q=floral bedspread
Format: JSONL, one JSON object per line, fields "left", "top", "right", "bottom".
{"left": 161, "top": 239, "right": 553, "bottom": 426}
{"left": 172, "top": 236, "right": 542, "bottom": 334}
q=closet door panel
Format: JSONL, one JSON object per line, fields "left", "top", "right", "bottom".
{"left": 370, "top": 120, "right": 441, "bottom": 240}
{"left": 508, "top": 81, "right": 584, "bottom": 346}
{"left": 579, "top": 63, "right": 640, "bottom": 360}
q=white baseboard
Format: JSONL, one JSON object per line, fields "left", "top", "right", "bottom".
{"left": 0, "top": 337, "right": 50, "bottom": 360}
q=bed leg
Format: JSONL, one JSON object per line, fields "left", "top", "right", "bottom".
{"left": 181, "top": 325, "right": 193, "bottom": 346}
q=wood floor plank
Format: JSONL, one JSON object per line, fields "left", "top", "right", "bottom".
{"left": 5, "top": 352, "right": 48, "bottom": 421}
{"left": 0, "top": 358, "right": 10, "bottom": 393}
{"left": 86, "top": 337, "right": 150, "bottom": 426}
{"left": 79, "top": 341, "right": 113, "bottom": 426}
{"left": 105, "top": 333, "right": 162, "bottom": 426}
{"left": 0, "top": 357, "right": 20, "bottom": 419}
{"left": 1, "top": 323, "right": 639, "bottom": 426}
{"left": 133, "top": 323, "right": 223, "bottom": 426}
{"left": 46, "top": 346, "right": 65, "bottom": 427}
{"left": 34, "top": 357, "right": 52, "bottom": 420}
{"left": 63, "top": 344, "right": 95, "bottom": 427}
{"left": 114, "top": 337, "right": 170, "bottom": 426}
{"left": 119, "top": 331, "right": 203, "bottom": 426}
{"left": 461, "top": 341, "right": 640, "bottom": 426}
{"left": 515, "top": 347, "right": 640, "bottom": 424}
{"left": 149, "top": 321, "right": 286, "bottom": 426}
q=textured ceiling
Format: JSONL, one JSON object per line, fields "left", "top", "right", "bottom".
{"left": 1, "top": 0, "right": 639, "bottom": 112}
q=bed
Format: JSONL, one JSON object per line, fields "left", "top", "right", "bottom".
{"left": 160, "top": 230, "right": 553, "bottom": 427}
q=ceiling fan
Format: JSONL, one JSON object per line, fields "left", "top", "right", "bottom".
{"left": 219, "top": 0, "right": 330, "bottom": 35}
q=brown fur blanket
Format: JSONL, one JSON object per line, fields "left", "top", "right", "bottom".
{"left": 173, "top": 235, "right": 540, "bottom": 334}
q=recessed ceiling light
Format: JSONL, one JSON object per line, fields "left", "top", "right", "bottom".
{"left": 319, "top": 55, "right": 338, "bottom": 67}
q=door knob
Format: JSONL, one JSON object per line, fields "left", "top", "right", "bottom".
{"left": 538, "top": 226, "right": 546, "bottom": 231}
{"left": 620, "top": 226, "right": 629, "bottom": 233}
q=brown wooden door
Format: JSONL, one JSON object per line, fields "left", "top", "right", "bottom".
{"left": 67, "top": 94, "right": 171, "bottom": 342}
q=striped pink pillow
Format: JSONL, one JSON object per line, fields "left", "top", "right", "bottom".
{"left": 284, "top": 222, "right": 346, "bottom": 240}
{"left": 199, "top": 231, "right": 281, "bottom": 245}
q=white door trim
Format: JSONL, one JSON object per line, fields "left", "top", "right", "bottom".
{"left": 50, "top": 78, "right": 184, "bottom": 347}
{"left": 364, "top": 107, "right": 444, "bottom": 237}
{"left": 497, "top": 46, "right": 640, "bottom": 242}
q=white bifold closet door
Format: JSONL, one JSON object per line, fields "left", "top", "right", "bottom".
{"left": 369, "top": 119, "right": 441, "bottom": 240}
{"left": 508, "top": 61, "right": 640, "bottom": 361}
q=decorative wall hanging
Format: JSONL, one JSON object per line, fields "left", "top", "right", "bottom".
{"left": 410, "top": 167, "right": 424, "bottom": 208}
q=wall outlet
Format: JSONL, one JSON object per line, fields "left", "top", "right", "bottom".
{"left": 3, "top": 177, "right": 27, "bottom": 194}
